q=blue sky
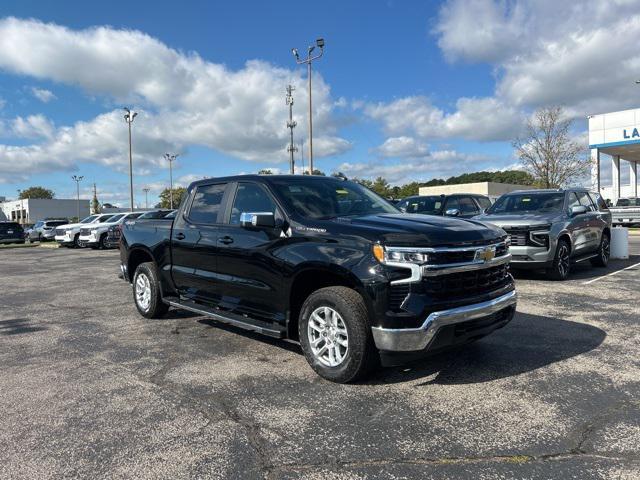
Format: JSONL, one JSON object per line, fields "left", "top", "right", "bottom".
{"left": 0, "top": 0, "right": 638, "bottom": 206}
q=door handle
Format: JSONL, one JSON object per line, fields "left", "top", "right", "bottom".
{"left": 218, "top": 236, "right": 234, "bottom": 245}
{"left": 175, "top": 233, "right": 185, "bottom": 240}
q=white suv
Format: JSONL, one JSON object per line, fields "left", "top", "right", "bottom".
{"left": 54, "top": 214, "right": 117, "bottom": 248}
{"left": 78, "top": 212, "right": 145, "bottom": 249}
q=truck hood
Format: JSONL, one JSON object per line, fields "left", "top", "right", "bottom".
{"left": 58, "top": 222, "right": 86, "bottom": 230}
{"left": 473, "top": 213, "right": 562, "bottom": 228}
{"left": 330, "top": 213, "right": 505, "bottom": 247}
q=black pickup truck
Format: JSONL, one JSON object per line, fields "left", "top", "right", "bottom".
{"left": 120, "top": 175, "right": 516, "bottom": 383}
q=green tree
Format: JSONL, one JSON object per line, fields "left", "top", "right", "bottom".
{"left": 19, "top": 186, "right": 54, "bottom": 199}
{"left": 303, "top": 169, "right": 326, "bottom": 176}
{"left": 258, "top": 169, "right": 273, "bottom": 174}
{"left": 92, "top": 191, "right": 101, "bottom": 214}
{"left": 370, "top": 177, "right": 391, "bottom": 197}
{"left": 158, "top": 187, "right": 187, "bottom": 209}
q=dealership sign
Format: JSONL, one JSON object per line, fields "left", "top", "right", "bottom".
{"left": 623, "top": 128, "right": 640, "bottom": 139}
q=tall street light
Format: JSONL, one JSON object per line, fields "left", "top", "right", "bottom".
{"left": 164, "top": 153, "right": 179, "bottom": 209}
{"left": 72, "top": 175, "right": 84, "bottom": 220}
{"left": 124, "top": 107, "right": 138, "bottom": 212}
{"left": 292, "top": 38, "right": 325, "bottom": 175}
{"left": 142, "top": 187, "right": 150, "bottom": 209}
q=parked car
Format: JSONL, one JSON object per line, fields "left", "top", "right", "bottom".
{"left": 137, "top": 209, "right": 176, "bottom": 219}
{"left": 397, "top": 194, "right": 492, "bottom": 218}
{"left": 54, "top": 214, "right": 117, "bottom": 248}
{"left": 119, "top": 175, "right": 516, "bottom": 383}
{"left": 0, "top": 222, "right": 25, "bottom": 245}
{"left": 78, "top": 212, "right": 145, "bottom": 249}
{"left": 609, "top": 197, "right": 640, "bottom": 226}
{"left": 26, "top": 219, "right": 69, "bottom": 242}
{"left": 474, "top": 189, "right": 612, "bottom": 280}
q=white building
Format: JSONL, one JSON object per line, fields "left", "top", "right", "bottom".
{"left": 0, "top": 198, "right": 90, "bottom": 225}
{"left": 418, "top": 182, "right": 535, "bottom": 201}
{"left": 589, "top": 108, "right": 640, "bottom": 203}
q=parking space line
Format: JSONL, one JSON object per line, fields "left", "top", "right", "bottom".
{"left": 582, "top": 261, "right": 640, "bottom": 285}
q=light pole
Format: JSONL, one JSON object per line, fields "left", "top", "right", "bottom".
{"left": 142, "top": 187, "right": 150, "bottom": 209}
{"left": 124, "top": 107, "right": 138, "bottom": 212}
{"left": 16, "top": 189, "right": 23, "bottom": 225}
{"left": 292, "top": 38, "right": 325, "bottom": 175}
{"left": 164, "top": 153, "right": 179, "bottom": 208}
{"left": 72, "top": 175, "right": 83, "bottom": 220}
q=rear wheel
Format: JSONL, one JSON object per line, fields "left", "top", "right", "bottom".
{"left": 133, "top": 262, "right": 169, "bottom": 319}
{"left": 298, "top": 286, "right": 379, "bottom": 383}
{"left": 547, "top": 239, "right": 571, "bottom": 280}
{"left": 98, "top": 234, "right": 108, "bottom": 250}
{"left": 591, "top": 232, "right": 610, "bottom": 267}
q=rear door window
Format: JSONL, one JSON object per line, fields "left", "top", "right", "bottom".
{"left": 188, "top": 183, "right": 227, "bottom": 224}
{"left": 458, "top": 196, "right": 480, "bottom": 215}
{"left": 589, "top": 193, "right": 609, "bottom": 211}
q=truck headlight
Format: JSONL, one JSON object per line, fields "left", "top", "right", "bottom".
{"left": 372, "top": 245, "right": 430, "bottom": 264}
{"left": 529, "top": 230, "right": 550, "bottom": 248}
{"left": 91, "top": 230, "right": 98, "bottom": 235}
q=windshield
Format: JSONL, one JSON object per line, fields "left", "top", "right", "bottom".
{"left": 97, "top": 215, "right": 116, "bottom": 223}
{"left": 106, "top": 214, "right": 125, "bottom": 223}
{"left": 270, "top": 177, "right": 399, "bottom": 219}
{"left": 487, "top": 192, "right": 565, "bottom": 214}
{"left": 80, "top": 215, "right": 99, "bottom": 223}
{"left": 400, "top": 196, "right": 443, "bottom": 215}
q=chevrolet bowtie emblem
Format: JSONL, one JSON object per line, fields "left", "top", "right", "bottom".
{"left": 476, "top": 247, "right": 496, "bottom": 262}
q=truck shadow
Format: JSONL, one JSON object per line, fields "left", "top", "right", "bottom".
{"left": 368, "top": 312, "right": 606, "bottom": 385}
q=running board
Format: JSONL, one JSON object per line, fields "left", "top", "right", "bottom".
{"left": 162, "top": 296, "right": 285, "bottom": 338}
{"left": 573, "top": 253, "right": 598, "bottom": 263}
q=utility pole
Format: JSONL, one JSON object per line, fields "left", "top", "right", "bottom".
{"left": 285, "top": 85, "right": 297, "bottom": 174}
{"left": 123, "top": 107, "right": 138, "bottom": 212}
{"left": 292, "top": 38, "right": 325, "bottom": 175}
{"left": 142, "top": 188, "right": 150, "bottom": 209}
{"left": 164, "top": 153, "right": 178, "bottom": 209}
{"left": 300, "top": 141, "right": 305, "bottom": 175}
{"left": 72, "top": 175, "right": 84, "bottom": 220}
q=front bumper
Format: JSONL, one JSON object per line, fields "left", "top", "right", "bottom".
{"left": 371, "top": 290, "right": 517, "bottom": 352}
{"left": 78, "top": 234, "right": 98, "bottom": 246}
{"left": 508, "top": 245, "right": 554, "bottom": 268}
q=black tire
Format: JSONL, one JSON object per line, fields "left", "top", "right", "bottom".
{"left": 73, "top": 234, "right": 81, "bottom": 248}
{"left": 132, "top": 262, "right": 169, "bottom": 319}
{"left": 591, "top": 232, "right": 610, "bottom": 267}
{"left": 98, "top": 234, "right": 108, "bottom": 250}
{"left": 546, "top": 238, "right": 571, "bottom": 281}
{"left": 298, "top": 286, "right": 379, "bottom": 383}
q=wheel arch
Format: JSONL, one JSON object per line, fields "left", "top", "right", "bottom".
{"left": 126, "top": 246, "right": 156, "bottom": 283}
{"left": 286, "top": 265, "right": 370, "bottom": 341}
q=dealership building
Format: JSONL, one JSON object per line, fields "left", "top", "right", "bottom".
{"left": 0, "top": 198, "right": 90, "bottom": 224}
{"left": 589, "top": 107, "right": 640, "bottom": 202}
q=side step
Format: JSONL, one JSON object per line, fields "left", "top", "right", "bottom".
{"left": 162, "top": 296, "right": 286, "bottom": 339}
{"left": 573, "top": 253, "right": 598, "bottom": 263}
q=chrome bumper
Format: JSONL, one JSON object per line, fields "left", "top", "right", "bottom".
{"left": 371, "top": 290, "right": 517, "bottom": 352}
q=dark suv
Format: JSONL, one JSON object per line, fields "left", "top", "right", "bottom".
{"left": 120, "top": 175, "right": 516, "bottom": 383}
{"left": 474, "top": 189, "right": 612, "bottom": 280}
{"left": 397, "top": 194, "right": 492, "bottom": 218}
{"left": 0, "top": 222, "right": 25, "bottom": 244}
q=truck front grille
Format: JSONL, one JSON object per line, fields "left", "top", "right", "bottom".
{"left": 388, "top": 284, "right": 410, "bottom": 312}
{"left": 55, "top": 228, "right": 66, "bottom": 236}
{"left": 422, "top": 264, "right": 510, "bottom": 300}
{"left": 79, "top": 228, "right": 92, "bottom": 236}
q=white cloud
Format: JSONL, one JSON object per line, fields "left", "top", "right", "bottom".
{"left": 30, "top": 87, "right": 56, "bottom": 103}
{"left": 11, "top": 114, "right": 55, "bottom": 139}
{"left": 338, "top": 149, "right": 496, "bottom": 184}
{"left": 373, "top": 136, "right": 430, "bottom": 158}
{"left": 365, "top": 96, "right": 523, "bottom": 142}
{"left": 0, "top": 18, "right": 350, "bottom": 179}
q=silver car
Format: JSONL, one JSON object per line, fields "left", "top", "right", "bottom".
{"left": 27, "top": 219, "right": 69, "bottom": 241}
{"left": 474, "top": 189, "right": 612, "bottom": 280}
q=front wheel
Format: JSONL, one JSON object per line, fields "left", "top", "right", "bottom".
{"left": 132, "top": 262, "right": 169, "bottom": 318}
{"left": 546, "top": 239, "right": 571, "bottom": 281}
{"left": 298, "top": 286, "right": 379, "bottom": 383}
{"left": 591, "top": 232, "right": 610, "bottom": 267}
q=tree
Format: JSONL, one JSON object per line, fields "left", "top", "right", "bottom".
{"left": 303, "top": 169, "right": 326, "bottom": 176}
{"left": 19, "top": 186, "right": 54, "bottom": 199}
{"left": 258, "top": 169, "right": 273, "bottom": 174}
{"left": 370, "top": 177, "right": 391, "bottom": 197}
{"left": 513, "top": 106, "right": 590, "bottom": 188}
{"left": 92, "top": 190, "right": 101, "bottom": 214}
{"left": 158, "top": 187, "right": 187, "bottom": 209}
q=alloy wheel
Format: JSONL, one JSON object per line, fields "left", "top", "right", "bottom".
{"left": 135, "top": 273, "right": 152, "bottom": 311}
{"left": 558, "top": 244, "right": 570, "bottom": 278}
{"left": 602, "top": 236, "right": 610, "bottom": 263}
{"left": 307, "top": 306, "right": 349, "bottom": 367}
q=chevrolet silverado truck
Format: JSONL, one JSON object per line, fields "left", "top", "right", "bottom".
{"left": 609, "top": 197, "right": 640, "bottom": 226}
{"left": 474, "top": 189, "right": 612, "bottom": 280}
{"left": 120, "top": 175, "right": 516, "bottom": 383}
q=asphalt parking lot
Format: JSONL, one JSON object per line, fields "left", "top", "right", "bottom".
{"left": 1, "top": 240, "right": 639, "bottom": 479}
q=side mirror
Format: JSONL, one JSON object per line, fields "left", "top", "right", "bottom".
{"left": 445, "top": 208, "right": 460, "bottom": 217}
{"left": 240, "top": 212, "right": 275, "bottom": 229}
{"left": 570, "top": 205, "right": 588, "bottom": 216}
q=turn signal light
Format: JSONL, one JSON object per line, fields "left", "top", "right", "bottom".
{"left": 372, "top": 244, "right": 384, "bottom": 263}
